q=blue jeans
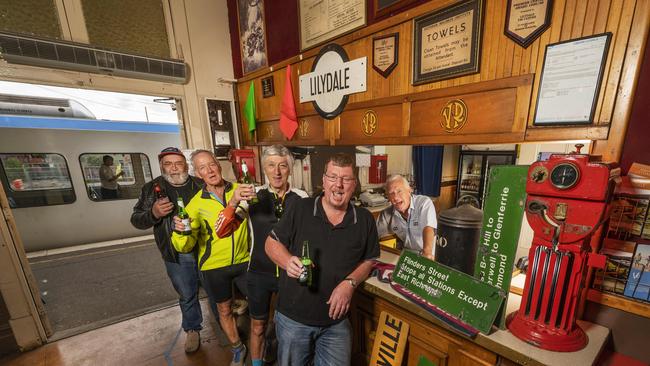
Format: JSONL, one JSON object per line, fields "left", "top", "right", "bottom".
{"left": 164, "top": 253, "right": 202, "bottom": 331}
{"left": 275, "top": 311, "right": 351, "bottom": 366}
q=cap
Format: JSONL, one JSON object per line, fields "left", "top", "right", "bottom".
{"left": 158, "top": 147, "right": 185, "bottom": 160}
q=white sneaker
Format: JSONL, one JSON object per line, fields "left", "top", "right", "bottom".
{"left": 230, "top": 344, "right": 247, "bottom": 366}
{"left": 184, "top": 330, "right": 200, "bottom": 353}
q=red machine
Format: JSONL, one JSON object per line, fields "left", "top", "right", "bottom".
{"left": 228, "top": 149, "right": 257, "bottom": 181}
{"left": 507, "top": 148, "right": 618, "bottom": 352}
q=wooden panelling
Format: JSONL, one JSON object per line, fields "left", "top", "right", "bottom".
{"left": 235, "top": 0, "right": 648, "bottom": 147}
{"left": 338, "top": 104, "right": 403, "bottom": 144}
{"left": 410, "top": 89, "right": 516, "bottom": 137}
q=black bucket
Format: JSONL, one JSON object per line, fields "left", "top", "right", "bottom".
{"left": 435, "top": 204, "right": 483, "bottom": 275}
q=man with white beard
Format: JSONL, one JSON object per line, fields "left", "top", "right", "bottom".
{"left": 131, "top": 147, "right": 204, "bottom": 353}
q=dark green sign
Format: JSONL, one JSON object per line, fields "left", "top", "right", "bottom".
{"left": 474, "top": 165, "right": 527, "bottom": 328}
{"left": 393, "top": 251, "right": 505, "bottom": 334}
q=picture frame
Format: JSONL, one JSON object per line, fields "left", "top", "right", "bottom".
{"left": 412, "top": 0, "right": 484, "bottom": 85}
{"left": 533, "top": 33, "right": 612, "bottom": 126}
{"left": 298, "top": 0, "right": 366, "bottom": 51}
{"left": 504, "top": 0, "right": 553, "bottom": 48}
{"left": 261, "top": 75, "right": 274, "bottom": 98}
{"left": 236, "top": 0, "right": 268, "bottom": 75}
{"left": 374, "top": 0, "right": 418, "bottom": 18}
{"left": 373, "top": 33, "right": 399, "bottom": 78}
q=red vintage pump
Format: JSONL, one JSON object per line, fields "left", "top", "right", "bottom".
{"left": 507, "top": 146, "right": 619, "bottom": 352}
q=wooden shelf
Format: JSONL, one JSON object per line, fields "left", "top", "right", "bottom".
{"left": 586, "top": 289, "right": 650, "bottom": 318}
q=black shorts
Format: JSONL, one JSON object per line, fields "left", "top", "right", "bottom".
{"left": 202, "top": 262, "right": 248, "bottom": 304}
{"left": 247, "top": 271, "right": 279, "bottom": 320}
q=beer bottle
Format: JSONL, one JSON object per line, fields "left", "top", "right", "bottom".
{"left": 298, "top": 240, "right": 312, "bottom": 286}
{"left": 177, "top": 197, "right": 192, "bottom": 235}
{"left": 154, "top": 183, "right": 166, "bottom": 199}
{"left": 240, "top": 161, "right": 259, "bottom": 204}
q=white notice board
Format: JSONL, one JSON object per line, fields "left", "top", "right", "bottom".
{"left": 533, "top": 33, "right": 612, "bottom": 125}
{"left": 299, "top": 0, "right": 366, "bottom": 51}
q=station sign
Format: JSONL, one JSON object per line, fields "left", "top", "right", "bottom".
{"left": 393, "top": 250, "right": 505, "bottom": 334}
{"left": 299, "top": 43, "right": 367, "bottom": 119}
{"left": 474, "top": 165, "right": 527, "bottom": 328}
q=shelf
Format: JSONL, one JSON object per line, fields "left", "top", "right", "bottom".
{"left": 460, "top": 189, "right": 479, "bottom": 193}
{"left": 587, "top": 289, "right": 650, "bottom": 318}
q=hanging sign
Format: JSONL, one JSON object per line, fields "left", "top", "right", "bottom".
{"left": 369, "top": 311, "right": 410, "bottom": 366}
{"left": 299, "top": 43, "right": 367, "bottom": 119}
{"left": 474, "top": 165, "right": 527, "bottom": 328}
{"left": 393, "top": 250, "right": 505, "bottom": 334}
{"left": 504, "top": 0, "right": 553, "bottom": 48}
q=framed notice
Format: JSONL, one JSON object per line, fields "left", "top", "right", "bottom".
{"left": 374, "top": 0, "right": 418, "bottom": 18}
{"left": 261, "top": 75, "right": 274, "bottom": 98}
{"left": 299, "top": 0, "right": 366, "bottom": 51}
{"left": 533, "top": 33, "right": 612, "bottom": 126}
{"left": 237, "top": 0, "right": 268, "bottom": 75}
{"left": 412, "top": 0, "right": 484, "bottom": 85}
{"left": 373, "top": 33, "right": 399, "bottom": 78}
{"left": 505, "top": 0, "right": 553, "bottom": 48}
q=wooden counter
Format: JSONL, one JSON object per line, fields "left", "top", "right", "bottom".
{"left": 351, "top": 250, "right": 609, "bottom": 366}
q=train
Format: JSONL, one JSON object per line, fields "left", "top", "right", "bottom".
{"left": 0, "top": 95, "right": 181, "bottom": 253}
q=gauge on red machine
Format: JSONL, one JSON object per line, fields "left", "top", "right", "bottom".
{"left": 550, "top": 163, "right": 580, "bottom": 189}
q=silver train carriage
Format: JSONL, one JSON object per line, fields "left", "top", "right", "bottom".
{"left": 0, "top": 114, "right": 181, "bottom": 253}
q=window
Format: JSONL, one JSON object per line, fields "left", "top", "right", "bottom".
{"left": 79, "top": 153, "right": 153, "bottom": 201}
{"left": 0, "top": 153, "right": 75, "bottom": 208}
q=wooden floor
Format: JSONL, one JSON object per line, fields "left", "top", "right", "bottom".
{"left": 1, "top": 300, "right": 241, "bottom": 366}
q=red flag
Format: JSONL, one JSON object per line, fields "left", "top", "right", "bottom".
{"left": 279, "top": 65, "right": 298, "bottom": 140}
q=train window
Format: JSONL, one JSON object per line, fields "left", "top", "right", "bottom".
{"left": 0, "top": 153, "right": 76, "bottom": 208}
{"left": 79, "top": 153, "right": 153, "bottom": 201}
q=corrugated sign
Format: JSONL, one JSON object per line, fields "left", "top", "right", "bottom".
{"left": 393, "top": 250, "right": 505, "bottom": 334}
{"left": 474, "top": 165, "right": 528, "bottom": 328}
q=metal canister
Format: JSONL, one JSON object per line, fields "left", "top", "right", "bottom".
{"left": 435, "top": 204, "right": 483, "bottom": 275}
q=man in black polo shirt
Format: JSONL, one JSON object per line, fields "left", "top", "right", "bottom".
{"left": 265, "top": 153, "right": 379, "bottom": 366}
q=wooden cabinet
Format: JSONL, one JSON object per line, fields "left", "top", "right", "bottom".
{"left": 351, "top": 290, "right": 498, "bottom": 366}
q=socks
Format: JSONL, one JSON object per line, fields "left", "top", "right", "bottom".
{"left": 231, "top": 340, "right": 243, "bottom": 350}
{"left": 252, "top": 360, "right": 263, "bottom": 366}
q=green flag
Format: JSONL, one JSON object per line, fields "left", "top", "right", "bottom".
{"left": 244, "top": 82, "right": 256, "bottom": 135}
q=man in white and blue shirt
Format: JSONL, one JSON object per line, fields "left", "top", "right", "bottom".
{"left": 376, "top": 174, "right": 438, "bottom": 259}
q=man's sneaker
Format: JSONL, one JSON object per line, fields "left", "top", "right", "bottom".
{"left": 232, "top": 299, "right": 248, "bottom": 316}
{"left": 230, "top": 344, "right": 247, "bottom": 366}
{"left": 184, "top": 330, "right": 200, "bottom": 353}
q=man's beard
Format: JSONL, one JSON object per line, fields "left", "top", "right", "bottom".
{"left": 162, "top": 171, "right": 189, "bottom": 186}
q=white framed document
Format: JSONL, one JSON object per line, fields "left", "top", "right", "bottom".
{"left": 533, "top": 33, "right": 612, "bottom": 125}
{"left": 299, "top": 0, "right": 366, "bottom": 51}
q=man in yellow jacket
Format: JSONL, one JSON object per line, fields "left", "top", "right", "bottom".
{"left": 172, "top": 149, "right": 254, "bottom": 366}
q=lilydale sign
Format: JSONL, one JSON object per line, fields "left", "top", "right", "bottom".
{"left": 393, "top": 250, "right": 505, "bottom": 334}
{"left": 299, "top": 43, "right": 367, "bottom": 119}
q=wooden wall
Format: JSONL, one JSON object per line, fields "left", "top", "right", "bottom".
{"left": 236, "top": 0, "right": 649, "bottom": 161}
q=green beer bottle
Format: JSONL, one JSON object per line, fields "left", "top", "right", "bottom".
{"left": 298, "top": 240, "right": 312, "bottom": 287}
{"left": 240, "top": 160, "right": 259, "bottom": 205}
{"left": 177, "top": 197, "right": 192, "bottom": 235}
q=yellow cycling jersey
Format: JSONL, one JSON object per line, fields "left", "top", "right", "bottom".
{"left": 172, "top": 181, "right": 250, "bottom": 271}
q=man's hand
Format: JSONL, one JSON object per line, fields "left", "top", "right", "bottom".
{"left": 230, "top": 184, "right": 256, "bottom": 207}
{"left": 172, "top": 215, "right": 191, "bottom": 232}
{"left": 285, "top": 256, "right": 304, "bottom": 278}
{"left": 152, "top": 197, "right": 174, "bottom": 219}
{"left": 327, "top": 280, "right": 355, "bottom": 320}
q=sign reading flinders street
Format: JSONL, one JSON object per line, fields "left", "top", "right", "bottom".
{"left": 299, "top": 43, "right": 367, "bottom": 119}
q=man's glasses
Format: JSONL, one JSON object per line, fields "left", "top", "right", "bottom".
{"left": 162, "top": 161, "right": 186, "bottom": 169}
{"left": 323, "top": 173, "right": 356, "bottom": 185}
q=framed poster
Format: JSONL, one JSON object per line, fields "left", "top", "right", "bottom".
{"left": 374, "top": 0, "right": 418, "bottom": 18}
{"left": 504, "top": 0, "right": 553, "bottom": 48}
{"left": 373, "top": 33, "right": 399, "bottom": 78}
{"left": 299, "top": 0, "right": 366, "bottom": 51}
{"left": 533, "top": 33, "right": 612, "bottom": 126}
{"left": 412, "top": 0, "right": 484, "bottom": 85}
{"left": 237, "top": 0, "right": 268, "bottom": 75}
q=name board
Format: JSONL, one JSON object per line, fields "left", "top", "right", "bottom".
{"left": 369, "top": 311, "right": 409, "bottom": 366}
{"left": 299, "top": 43, "right": 367, "bottom": 119}
{"left": 474, "top": 165, "right": 527, "bottom": 328}
{"left": 393, "top": 250, "right": 505, "bottom": 334}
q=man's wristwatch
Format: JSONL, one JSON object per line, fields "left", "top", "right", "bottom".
{"left": 345, "top": 277, "right": 358, "bottom": 289}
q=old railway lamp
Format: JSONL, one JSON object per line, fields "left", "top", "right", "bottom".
{"left": 507, "top": 146, "right": 618, "bottom": 352}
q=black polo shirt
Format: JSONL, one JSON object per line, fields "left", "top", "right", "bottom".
{"left": 271, "top": 194, "right": 379, "bottom": 326}
{"left": 248, "top": 188, "right": 305, "bottom": 275}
